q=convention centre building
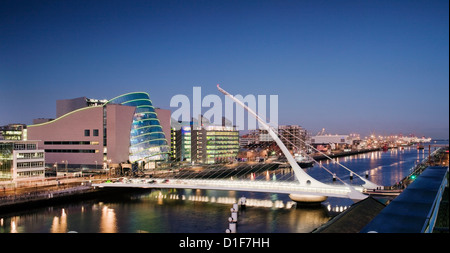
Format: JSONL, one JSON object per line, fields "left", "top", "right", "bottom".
{"left": 27, "top": 92, "right": 170, "bottom": 169}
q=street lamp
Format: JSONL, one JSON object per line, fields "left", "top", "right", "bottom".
{"left": 103, "top": 162, "right": 107, "bottom": 178}
{"left": 107, "top": 159, "right": 112, "bottom": 178}
{"left": 54, "top": 162, "right": 58, "bottom": 178}
{"left": 62, "top": 160, "right": 68, "bottom": 177}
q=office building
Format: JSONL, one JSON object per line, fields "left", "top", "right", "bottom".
{"left": 310, "top": 134, "right": 359, "bottom": 151}
{"left": 0, "top": 124, "right": 27, "bottom": 141}
{"left": 170, "top": 119, "right": 239, "bottom": 164}
{"left": 278, "top": 125, "right": 307, "bottom": 153}
{"left": 310, "top": 134, "right": 353, "bottom": 145}
{"left": 171, "top": 125, "right": 192, "bottom": 162}
{"left": 197, "top": 125, "right": 239, "bottom": 164}
{"left": 0, "top": 140, "right": 45, "bottom": 181}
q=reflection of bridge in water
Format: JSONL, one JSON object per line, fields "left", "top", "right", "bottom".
{"left": 95, "top": 85, "right": 380, "bottom": 203}
{"left": 151, "top": 190, "right": 350, "bottom": 213}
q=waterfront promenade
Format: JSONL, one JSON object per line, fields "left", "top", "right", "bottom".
{"left": 0, "top": 176, "right": 104, "bottom": 211}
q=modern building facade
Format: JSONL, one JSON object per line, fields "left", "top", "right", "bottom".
{"left": 27, "top": 92, "right": 170, "bottom": 168}
{"left": 171, "top": 122, "right": 239, "bottom": 164}
{"left": 106, "top": 92, "right": 170, "bottom": 163}
{"left": 310, "top": 134, "right": 354, "bottom": 145}
{"left": 239, "top": 125, "right": 308, "bottom": 154}
{"left": 0, "top": 124, "right": 27, "bottom": 141}
{"left": 0, "top": 140, "right": 45, "bottom": 181}
{"left": 154, "top": 108, "right": 171, "bottom": 146}
{"left": 197, "top": 125, "right": 239, "bottom": 164}
{"left": 171, "top": 125, "right": 192, "bottom": 162}
{"left": 310, "top": 134, "right": 359, "bottom": 151}
{"left": 277, "top": 125, "right": 307, "bottom": 153}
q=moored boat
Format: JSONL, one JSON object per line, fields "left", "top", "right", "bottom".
{"left": 294, "top": 153, "right": 315, "bottom": 168}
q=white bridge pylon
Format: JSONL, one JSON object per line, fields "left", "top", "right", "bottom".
{"left": 216, "top": 84, "right": 368, "bottom": 201}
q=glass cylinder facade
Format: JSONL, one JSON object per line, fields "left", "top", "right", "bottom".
{"left": 107, "top": 92, "right": 169, "bottom": 163}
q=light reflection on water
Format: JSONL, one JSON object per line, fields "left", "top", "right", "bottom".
{"left": 0, "top": 189, "right": 349, "bottom": 233}
{"left": 0, "top": 145, "right": 437, "bottom": 233}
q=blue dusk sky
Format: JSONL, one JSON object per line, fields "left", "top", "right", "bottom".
{"left": 1, "top": 0, "right": 448, "bottom": 139}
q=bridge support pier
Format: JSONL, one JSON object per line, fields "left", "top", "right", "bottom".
{"left": 289, "top": 194, "right": 328, "bottom": 205}
{"left": 226, "top": 217, "right": 237, "bottom": 233}
{"left": 226, "top": 205, "right": 238, "bottom": 233}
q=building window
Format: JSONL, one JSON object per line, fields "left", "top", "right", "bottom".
{"left": 84, "top": 129, "right": 90, "bottom": 137}
{"left": 93, "top": 129, "right": 99, "bottom": 136}
{"left": 26, "top": 144, "right": 36, "bottom": 150}
{"left": 14, "top": 144, "right": 26, "bottom": 150}
{"left": 45, "top": 149, "right": 96, "bottom": 153}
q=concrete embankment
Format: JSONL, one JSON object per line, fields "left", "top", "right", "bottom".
{"left": 0, "top": 181, "right": 154, "bottom": 214}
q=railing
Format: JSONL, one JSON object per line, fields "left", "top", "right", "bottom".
{"left": 422, "top": 168, "right": 449, "bottom": 233}
{"left": 99, "top": 178, "right": 358, "bottom": 198}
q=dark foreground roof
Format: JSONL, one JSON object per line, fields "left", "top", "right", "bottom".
{"left": 313, "top": 196, "right": 386, "bottom": 233}
{"left": 360, "top": 166, "right": 448, "bottom": 233}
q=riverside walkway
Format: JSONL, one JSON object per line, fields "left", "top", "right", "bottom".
{"left": 0, "top": 176, "right": 106, "bottom": 211}
{"left": 360, "top": 165, "right": 448, "bottom": 233}
{"left": 0, "top": 185, "right": 95, "bottom": 209}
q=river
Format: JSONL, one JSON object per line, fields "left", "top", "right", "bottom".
{"left": 0, "top": 143, "right": 445, "bottom": 233}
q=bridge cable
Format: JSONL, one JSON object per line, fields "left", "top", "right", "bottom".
{"left": 249, "top": 111, "right": 380, "bottom": 189}
{"left": 274, "top": 128, "right": 381, "bottom": 189}
{"left": 275, "top": 130, "right": 349, "bottom": 185}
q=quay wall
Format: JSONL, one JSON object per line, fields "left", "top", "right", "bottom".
{"left": 0, "top": 182, "right": 152, "bottom": 214}
{"left": 311, "top": 148, "right": 380, "bottom": 161}
{"left": 0, "top": 185, "right": 97, "bottom": 213}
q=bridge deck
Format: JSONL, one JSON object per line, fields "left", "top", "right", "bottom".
{"left": 93, "top": 178, "right": 367, "bottom": 200}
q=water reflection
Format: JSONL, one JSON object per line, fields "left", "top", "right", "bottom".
{"left": 100, "top": 206, "right": 117, "bottom": 233}
{"left": 0, "top": 188, "right": 353, "bottom": 233}
{"left": 11, "top": 218, "right": 17, "bottom": 233}
{"left": 145, "top": 189, "right": 350, "bottom": 232}
{"left": 153, "top": 191, "right": 299, "bottom": 209}
{"left": 50, "top": 208, "right": 67, "bottom": 233}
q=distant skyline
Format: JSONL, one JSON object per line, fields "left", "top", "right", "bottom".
{"left": 1, "top": 0, "right": 448, "bottom": 139}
